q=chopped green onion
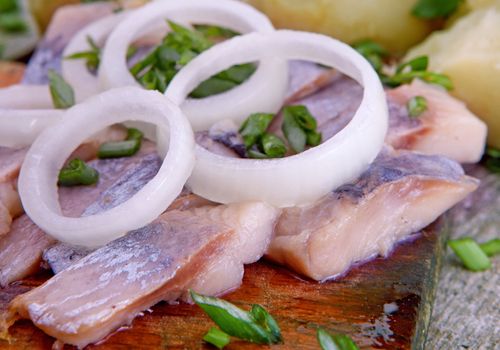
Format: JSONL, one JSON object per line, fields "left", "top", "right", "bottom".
{"left": 98, "top": 140, "right": 141, "bottom": 158}
{"left": 203, "top": 327, "right": 231, "bottom": 349}
{"left": 0, "top": 13, "right": 27, "bottom": 33}
{"left": 412, "top": 0, "right": 462, "bottom": 19}
{"left": 282, "top": 107, "right": 308, "bottom": 153}
{"left": 383, "top": 70, "right": 453, "bottom": 91}
{"left": 239, "top": 113, "right": 274, "bottom": 149}
{"left": 191, "top": 290, "right": 282, "bottom": 345}
{"left": 284, "top": 105, "right": 317, "bottom": 131}
{"left": 448, "top": 238, "right": 492, "bottom": 271}
{"left": 317, "top": 328, "right": 360, "bottom": 350}
{"left": 479, "top": 238, "right": 500, "bottom": 257}
{"left": 98, "top": 128, "right": 143, "bottom": 159}
{"left": 407, "top": 96, "right": 428, "bottom": 118}
{"left": 65, "top": 36, "right": 100, "bottom": 72}
{"left": 396, "top": 56, "right": 428, "bottom": 74}
{"left": 306, "top": 130, "right": 322, "bottom": 146}
{"left": 58, "top": 158, "right": 99, "bottom": 187}
{"left": 352, "top": 39, "right": 387, "bottom": 72}
{"left": 193, "top": 24, "right": 238, "bottom": 39}
{"left": 0, "top": 0, "right": 18, "bottom": 13}
{"left": 47, "top": 70, "right": 75, "bottom": 109}
{"left": 261, "top": 133, "right": 286, "bottom": 158}
{"left": 247, "top": 149, "right": 269, "bottom": 159}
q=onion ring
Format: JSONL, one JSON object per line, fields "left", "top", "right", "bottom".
{"left": 62, "top": 13, "right": 127, "bottom": 102}
{"left": 0, "top": 84, "right": 62, "bottom": 148}
{"left": 99, "top": 0, "right": 288, "bottom": 131}
{"left": 18, "top": 87, "right": 195, "bottom": 247}
{"left": 165, "top": 30, "right": 389, "bottom": 207}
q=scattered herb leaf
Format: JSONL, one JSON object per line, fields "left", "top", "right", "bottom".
{"left": 317, "top": 328, "right": 360, "bottom": 350}
{"left": 191, "top": 290, "right": 282, "bottom": 345}
{"left": 448, "top": 237, "right": 492, "bottom": 271}
{"left": 98, "top": 128, "right": 144, "bottom": 159}
{"left": 353, "top": 39, "right": 388, "bottom": 72}
{"left": 66, "top": 36, "right": 100, "bottom": 72}
{"left": 479, "top": 238, "right": 500, "bottom": 257}
{"left": 239, "top": 113, "right": 275, "bottom": 149}
{"left": 203, "top": 327, "right": 231, "bottom": 349}
{"left": 58, "top": 158, "right": 99, "bottom": 187}
{"left": 407, "top": 96, "right": 428, "bottom": 118}
{"left": 47, "top": 69, "right": 75, "bottom": 109}
{"left": 412, "top": 0, "right": 462, "bottom": 19}
{"left": 260, "top": 133, "right": 287, "bottom": 158}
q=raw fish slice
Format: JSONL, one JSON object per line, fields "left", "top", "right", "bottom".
{"left": 266, "top": 148, "right": 478, "bottom": 281}
{"left": 386, "top": 80, "right": 487, "bottom": 163}
{"left": 285, "top": 61, "right": 337, "bottom": 102}
{"left": 0, "top": 145, "right": 159, "bottom": 286}
{"left": 274, "top": 75, "right": 487, "bottom": 164}
{"left": 4, "top": 202, "right": 278, "bottom": 348}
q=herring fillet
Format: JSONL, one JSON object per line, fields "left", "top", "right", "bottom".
{"left": 0, "top": 144, "right": 158, "bottom": 286}
{"left": 274, "top": 74, "right": 487, "bottom": 164}
{"left": 266, "top": 148, "right": 479, "bottom": 281}
{"left": 4, "top": 202, "right": 278, "bottom": 348}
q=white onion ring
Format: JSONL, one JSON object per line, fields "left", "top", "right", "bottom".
{"left": 99, "top": 0, "right": 288, "bottom": 131}
{"left": 165, "top": 30, "right": 389, "bottom": 207}
{"left": 0, "top": 84, "right": 62, "bottom": 148}
{"left": 62, "top": 13, "right": 128, "bottom": 102}
{"left": 18, "top": 87, "right": 195, "bottom": 248}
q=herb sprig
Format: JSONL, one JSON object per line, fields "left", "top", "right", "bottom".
{"left": 317, "top": 328, "right": 360, "bottom": 350}
{"left": 191, "top": 290, "right": 282, "bottom": 347}
{"left": 98, "top": 128, "right": 144, "bottom": 159}
{"left": 448, "top": 237, "right": 500, "bottom": 271}
{"left": 130, "top": 21, "right": 255, "bottom": 97}
{"left": 47, "top": 70, "right": 75, "bottom": 109}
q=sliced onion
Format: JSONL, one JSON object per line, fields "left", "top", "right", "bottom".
{"left": 0, "top": 84, "right": 62, "bottom": 148}
{"left": 18, "top": 87, "right": 195, "bottom": 248}
{"left": 165, "top": 30, "right": 389, "bottom": 207}
{"left": 99, "top": 0, "right": 288, "bottom": 131}
{"left": 0, "top": 84, "right": 52, "bottom": 109}
{"left": 62, "top": 13, "right": 128, "bottom": 102}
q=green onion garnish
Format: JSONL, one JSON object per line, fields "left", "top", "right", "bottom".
{"left": 407, "top": 96, "right": 428, "bottom": 118}
{"left": 47, "top": 70, "right": 75, "bottom": 109}
{"left": 396, "top": 56, "right": 429, "bottom": 74}
{"left": 58, "top": 158, "right": 99, "bottom": 187}
{"left": 479, "top": 238, "right": 500, "bottom": 257}
{"left": 352, "top": 39, "right": 388, "bottom": 72}
{"left": 484, "top": 147, "right": 500, "bottom": 173}
{"left": 239, "top": 113, "right": 275, "bottom": 149}
{"left": 317, "top": 328, "right": 360, "bottom": 350}
{"left": 0, "top": 0, "right": 18, "bottom": 13}
{"left": 98, "top": 128, "right": 143, "bottom": 159}
{"left": 260, "top": 133, "right": 287, "bottom": 158}
{"left": 65, "top": 36, "right": 100, "bottom": 72}
{"left": 412, "top": 0, "right": 462, "bottom": 19}
{"left": 0, "top": 13, "right": 27, "bottom": 33}
{"left": 448, "top": 237, "right": 492, "bottom": 271}
{"left": 191, "top": 290, "right": 282, "bottom": 345}
{"left": 203, "top": 327, "right": 231, "bottom": 349}
{"left": 281, "top": 105, "right": 324, "bottom": 153}
{"left": 193, "top": 24, "right": 238, "bottom": 39}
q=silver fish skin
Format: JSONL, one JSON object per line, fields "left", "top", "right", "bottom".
{"left": 4, "top": 202, "right": 278, "bottom": 348}
{"left": 266, "top": 147, "right": 479, "bottom": 281}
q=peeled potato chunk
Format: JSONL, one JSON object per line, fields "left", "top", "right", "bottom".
{"left": 243, "top": 0, "right": 435, "bottom": 54}
{"left": 406, "top": 3, "right": 500, "bottom": 148}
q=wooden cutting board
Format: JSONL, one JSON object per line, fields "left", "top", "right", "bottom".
{"left": 0, "top": 3, "right": 455, "bottom": 349}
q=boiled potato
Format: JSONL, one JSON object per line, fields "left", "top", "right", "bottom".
{"left": 243, "top": 0, "right": 436, "bottom": 54}
{"left": 406, "top": 2, "right": 500, "bottom": 148}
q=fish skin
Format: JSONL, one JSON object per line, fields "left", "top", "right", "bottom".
{"left": 0, "top": 144, "right": 159, "bottom": 287}
{"left": 266, "top": 147, "right": 479, "bottom": 281}
{"left": 5, "top": 202, "right": 278, "bottom": 348}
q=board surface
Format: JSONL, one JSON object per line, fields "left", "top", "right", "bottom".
{"left": 0, "top": 3, "right": 450, "bottom": 349}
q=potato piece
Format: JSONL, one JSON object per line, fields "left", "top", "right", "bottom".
{"left": 405, "top": 4, "right": 500, "bottom": 148}
{"left": 244, "top": 0, "right": 436, "bottom": 54}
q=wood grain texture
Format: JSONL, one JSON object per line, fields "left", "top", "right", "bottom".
{"left": 426, "top": 168, "right": 500, "bottom": 350}
{"left": 0, "top": 225, "right": 445, "bottom": 350}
